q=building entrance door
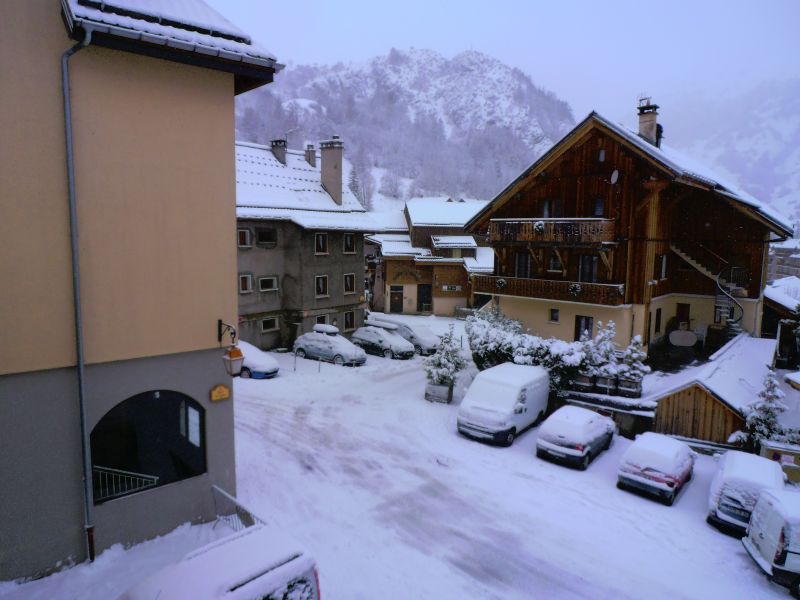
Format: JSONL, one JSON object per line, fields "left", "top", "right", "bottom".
{"left": 390, "top": 285, "right": 404, "bottom": 313}
{"left": 417, "top": 284, "right": 432, "bottom": 313}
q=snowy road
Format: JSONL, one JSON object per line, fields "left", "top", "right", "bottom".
{"left": 234, "top": 316, "right": 785, "bottom": 600}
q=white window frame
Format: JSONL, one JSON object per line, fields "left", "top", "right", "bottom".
{"left": 258, "top": 276, "right": 278, "bottom": 292}
{"left": 344, "top": 310, "right": 355, "bottom": 331}
{"left": 256, "top": 227, "right": 277, "bottom": 247}
{"left": 237, "top": 228, "right": 251, "bottom": 248}
{"left": 343, "top": 233, "right": 356, "bottom": 254}
{"left": 261, "top": 317, "right": 279, "bottom": 333}
{"left": 315, "top": 275, "right": 329, "bottom": 298}
{"left": 315, "top": 232, "right": 329, "bottom": 255}
{"left": 344, "top": 272, "right": 356, "bottom": 295}
{"left": 239, "top": 273, "right": 253, "bottom": 294}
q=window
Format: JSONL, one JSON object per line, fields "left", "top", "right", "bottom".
{"left": 90, "top": 391, "right": 206, "bottom": 504}
{"left": 256, "top": 228, "right": 277, "bottom": 246}
{"left": 239, "top": 273, "right": 253, "bottom": 294}
{"left": 547, "top": 250, "right": 562, "bottom": 273}
{"left": 258, "top": 276, "right": 278, "bottom": 292}
{"left": 344, "top": 311, "right": 355, "bottom": 331}
{"left": 656, "top": 254, "right": 668, "bottom": 279}
{"left": 574, "top": 315, "right": 594, "bottom": 341}
{"left": 343, "top": 233, "right": 356, "bottom": 254}
{"left": 315, "top": 233, "right": 328, "bottom": 254}
{"left": 237, "top": 229, "right": 251, "bottom": 247}
{"left": 543, "top": 198, "right": 563, "bottom": 218}
{"left": 344, "top": 273, "right": 356, "bottom": 294}
{"left": 598, "top": 148, "right": 606, "bottom": 163}
{"left": 593, "top": 197, "right": 605, "bottom": 217}
{"left": 261, "top": 317, "right": 278, "bottom": 333}
{"left": 655, "top": 308, "right": 662, "bottom": 334}
{"left": 549, "top": 308, "right": 560, "bottom": 323}
{"left": 316, "top": 315, "right": 328, "bottom": 325}
{"left": 315, "top": 275, "right": 329, "bottom": 297}
{"left": 578, "top": 255, "right": 599, "bottom": 283}
{"left": 515, "top": 251, "right": 532, "bottom": 278}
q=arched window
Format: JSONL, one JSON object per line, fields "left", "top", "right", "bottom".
{"left": 91, "top": 391, "right": 206, "bottom": 503}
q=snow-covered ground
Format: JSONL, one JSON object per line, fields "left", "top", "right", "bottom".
{"left": 1, "top": 316, "right": 787, "bottom": 599}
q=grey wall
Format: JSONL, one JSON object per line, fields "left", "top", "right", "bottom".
{"left": 0, "top": 348, "right": 235, "bottom": 580}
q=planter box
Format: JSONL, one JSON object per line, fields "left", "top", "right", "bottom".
{"left": 616, "top": 377, "right": 643, "bottom": 398}
{"left": 425, "top": 382, "right": 453, "bottom": 404}
{"left": 594, "top": 375, "right": 617, "bottom": 395}
{"left": 573, "top": 372, "right": 595, "bottom": 392}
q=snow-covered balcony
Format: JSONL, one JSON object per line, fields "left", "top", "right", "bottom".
{"left": 489, "top": 218, "right": 616, "bottom": 246}
{"left": 473, "top": 275, "right": 626, "bottom": 305}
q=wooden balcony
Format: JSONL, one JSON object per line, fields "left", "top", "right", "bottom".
{"left": 489, "top": 218, "right": 616, "bottom": 245}
{"left": 473, "top": 275, "right": 626, "bottom": 306}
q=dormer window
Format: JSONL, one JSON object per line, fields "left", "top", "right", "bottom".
{"left": 598, "top": 149, "right": 606, "bottom": 162}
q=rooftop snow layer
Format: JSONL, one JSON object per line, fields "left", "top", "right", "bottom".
{"left": 63, "top": 0, "right": 278, "bottom": 67}
{"left": 236, "top": 142, "right": 365, "bottom": 213}
{"left": 365, "top": 234, "right": 431, "bottom": 257}
{"left": 236, "top": 207, "right": 378, "bottom": 231}
{"left": 406, "top": 197, "right": 489, "bottom": 227}
{"left": 369, "top": 210, "right": 409, "bottom": 233}
{"left": 463, "top": 246, "right": 495, "bottom": 274}
{"left": 765, "top": 276, "right": 800, "bottom": 313}
{"left": 431, "top": 235, "right": 478, "bottom": 248}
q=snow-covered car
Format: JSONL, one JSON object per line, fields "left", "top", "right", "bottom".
{"left": 616, "top": 432, "right": 694, "bottom": 506}
{"left": 237, "top": 340, "right": 279, "bottom": 379}
{"left": 350, "top": 326, "right": 415, "bottom": 359}
{"left": 365, "top": 314, "right": 440, "bottom": 355}
{"left": 707, "top": 450, "right": 785, "bottom": 536}
{"left": 457, "top": 363, "right": 549, "bottom": 446}
{"left": 535, "top": 406, "right": 615, "bottom": 470}
{"left": 294, "top": 324, "right": 366, "bottom": 366}
{"left": 118, "top": 524, "right": 320, "bottom": 600}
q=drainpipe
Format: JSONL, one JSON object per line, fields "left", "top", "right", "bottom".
{"left": 61, "top": 27, "right": 96, "bottom": 562}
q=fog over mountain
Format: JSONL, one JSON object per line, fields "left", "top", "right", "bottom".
{"left": 236, "top": 49, "right": 798, "bottom": 228}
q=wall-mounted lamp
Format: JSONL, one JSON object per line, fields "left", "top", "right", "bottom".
{"left": 218, "top": 319, "right": 243, "bottom": 377}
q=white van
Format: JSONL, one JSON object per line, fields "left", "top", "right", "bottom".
{"left": 743, "top": 489, "right": 800, "bottom": 595}
{"left": 707, "top": 450, "right": 785, "bottom": 536}
{"left": 118, "top": 525, "right": 319, "bottom": 600}
{"left": 457, "top": 363, "right": 549, "bottom": 446}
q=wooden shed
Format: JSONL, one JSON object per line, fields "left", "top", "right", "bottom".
{"left": 653, "top": 384, "right": 745, "bottom": 444}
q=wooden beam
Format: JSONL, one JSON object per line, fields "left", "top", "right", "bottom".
{"left": 528, "top": 246, "right": 542, "bottom": 268}
{"left": 553, "top": 248, "right": 567, "bottom": 277}
{"left": 599, "top": 250, "right": 613, "bottom": 280}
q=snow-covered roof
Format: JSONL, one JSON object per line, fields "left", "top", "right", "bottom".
{"left": 62, "top": 0, "right": 279, "bottom": 69}
{"left": 644, "top": 335, "right": 777, "bottom": 414}
{"left": 406, "top": 197, "right": 489, "bottom": 227}
{"left": 368, "top": 210, "right": 410, "bottom": 233}
{"left": 236, "top": 142, "right": 374, "bottom": 230}
{"left": 431, "top": 236, "right": 478, "bottom": 249}
{"left": 463, "top": 246, "right": 495, "bottom": 274}
{"left": 367, "top": 234, "right": 494, "bottom": 275}
{"left": 765, "top": 276, "right": 800, "bottom": 313}
{"left": 365, "top": 234, "right": 430, "bottom": 258}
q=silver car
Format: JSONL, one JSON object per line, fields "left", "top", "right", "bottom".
{"left": 365, "top": 314, "right": 441, "bottom": 355}
{"left": 293, "top": 325, "right": 366, "bottom": 366}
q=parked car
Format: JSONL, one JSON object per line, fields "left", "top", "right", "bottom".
{"left": 742, "top": 489, "right": 800, "bottom": 596}
{"left": 366, "top": 314, "right": 441, "bottom": 355}
{"left": 351, "top": 326, "right": 415, "bottom": 359}
{"left": 616, "top": 432, "right": 694, "bottom": 506}
{"left": 118, "top": 524, "right": 320, "bottom": 600}
{"left": 457, "top": 363, "right": 549, "bottom": 446}
{"left": 294, "top": 324, "right": 366, "bottom": 366}
{"left": 535, "top": 406, "right": 615, "bottom": 470}
{"left": 237, "top": 341, "right": 279, "bottom": 379}
{"left": 707, "top": 450, "right": 785, "bottom": 536}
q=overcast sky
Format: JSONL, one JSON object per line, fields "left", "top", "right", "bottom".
{"left": 208, "top": 0, "right": 799, "bottom": 127}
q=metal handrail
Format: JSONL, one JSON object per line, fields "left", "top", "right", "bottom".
{"left": 716, "top": 267, "right": 744, "bottom": 325}
{"left": 211, "top": 485, "right": 266, "bottom": 533}
{"left": 92, "top": 465, "right": 159, "bottom": 503}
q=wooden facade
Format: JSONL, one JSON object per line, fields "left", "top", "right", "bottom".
{"left": 652, "top": 385, "right": 745, "bottom": 445}
{"left": 473, "top": 275, "right": 625, "bottom": 306}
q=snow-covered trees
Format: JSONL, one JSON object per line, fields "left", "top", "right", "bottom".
{"left": 618, "top": 336, "right": 650, "bottom": 382}
{"left": 424, "top": 326, "right": 466, "bottom": 402}
{"left": 729, "top": 368, "right": 788, "bottom": 451}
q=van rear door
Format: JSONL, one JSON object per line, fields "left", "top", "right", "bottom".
{"left": 748, "top": 495, "right": 785, "bottom": 571}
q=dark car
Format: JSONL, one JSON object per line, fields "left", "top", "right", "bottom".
{"left": 350, "top": 326, "right": 415, "bottom": 359}
{"left": 535, "top": 406, "right": 615, "bottom": 470}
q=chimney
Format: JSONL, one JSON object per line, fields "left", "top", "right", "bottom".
{"left": 320, "top": 135, "right": 343, "bottom": 205}
{"left": 270, "top": 139, "right": 286, "bottom": 164}
{"left": 305, "top": 144, "right": 316, "bottom": 167}
{"left": 637, "top": 97, "right": 660, "bottom": 147}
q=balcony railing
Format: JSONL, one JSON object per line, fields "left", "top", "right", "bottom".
{"left": 489, "top": 218, "right": 615, "bottom": 245}
{"left": 473, "top": 275, "right": 626, "bottom": 306}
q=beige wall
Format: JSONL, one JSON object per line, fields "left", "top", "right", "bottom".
{"left": 498, "top": 295, "right": 633, "bottom": 348}
{"left": 0, "top": 0, "right": 237, "bottom": 374}
{"left": 384, "top": 283, "right": 418, "bottom": 313}
{"left": 647, "top": 294, "right": 762, "bottom": 343}
{"left": 433, "top": 296, "right": 466, "bottom": 316}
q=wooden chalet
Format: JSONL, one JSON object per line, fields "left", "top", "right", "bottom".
{"left": 467, "top": 100, "right": 793, "bottom": 350}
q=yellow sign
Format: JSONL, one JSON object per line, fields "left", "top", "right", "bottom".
{"left": 210, "top": 384, "right": 231, "bottom": 402}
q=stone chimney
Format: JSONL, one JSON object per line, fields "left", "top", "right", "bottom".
{"left": 637, "top": 97, "right": 661, "bottom": 147}
{"left": 270, "top": 139, "right": 286, "bottom": 164}
{"left": 305, "top": 144, "right": 316, "bottom": 167}
{"left": 320, "top": 135, "right": 343, "bottom": 205}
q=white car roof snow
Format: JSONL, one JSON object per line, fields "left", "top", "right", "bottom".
{"left": 313, "top": 323, "right": 339, "bottom": 334}
{"left": 620, "top": 432, "right": 691, "bottom": 475}
{"left": 238, "top": 341, "right": 279, "bottom": 373}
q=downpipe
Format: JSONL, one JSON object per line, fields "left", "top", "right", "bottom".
{"left": 61, "top": 27, "right": 96, "bottom": 562}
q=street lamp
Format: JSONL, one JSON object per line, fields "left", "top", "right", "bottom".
{"left": 218, "top": 319, "right": 244, "bottom": 377}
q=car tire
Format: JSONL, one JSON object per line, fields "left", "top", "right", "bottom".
{"left": 604, "top": 433, "right": 613, "bottom": 450}
{"left": 535, "top": 410, "right": 545, "bottom": 425}
{"left": 333, "top": 355, "right": 344, "bottom": 366}
{"left": 536, "top": 448, "right": 546, "bottom": 460}
{"left": 383, "top": 349, "right": 393, "bottom": 359}
{"left": 579, "top": 453, "right": 590, "bottom": 471}
{"left": 502, "top": 429, "right": 516, "bottom": 447}
{"left": 414, "top": 344, "right": 422, "bottom": 355}
{"left": 790, "top": 577, "right": 800, "bottom": 600}
{"left": 616, "top": 480, "right": 625, "bottom": 491}
{"left": 664, "top": 491, "right": 676, "bottom": 506}
{"left": 295, "top": 348, "right": 306, "bottom": 358}
{"left": 239, "top": 367, "right": 251, "bottom": 378}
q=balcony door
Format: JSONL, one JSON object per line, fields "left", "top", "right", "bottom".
{"left": 515, "top": 251, "right": 532, "bottom": 278}
{"left": 574, "top": 315, "right": 594, "bottom": 341}
{"left": 578, "top": 255, "right": 599, "bottom": 283}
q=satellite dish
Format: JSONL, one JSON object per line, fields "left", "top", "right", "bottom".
{"left": 610, "top": 169, "right": 619, "bottom": 184}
